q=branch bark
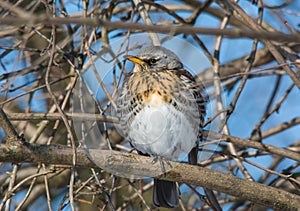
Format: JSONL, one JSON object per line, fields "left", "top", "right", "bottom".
{"left": 6, "top": 112, "right": 117, "bottom": 122}
{"left": 0, "top": 142, "right": 299, "bottom": 210}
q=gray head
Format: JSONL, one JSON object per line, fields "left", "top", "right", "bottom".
{"left": 125, "top": 46, "right": 183, "bottom": 70}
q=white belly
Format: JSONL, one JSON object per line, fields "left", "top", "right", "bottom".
{"left": 128, "top": 102, "right": 197, "bottom": 161}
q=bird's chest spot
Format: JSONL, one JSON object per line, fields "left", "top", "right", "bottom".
{"left": 142, "top": 91, "right": 170, "bottom": 107}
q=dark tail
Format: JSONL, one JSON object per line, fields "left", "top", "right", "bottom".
{"left": 153, "top": 179, "right": 179, "bottom": 208}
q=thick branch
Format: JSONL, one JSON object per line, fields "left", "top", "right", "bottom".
{"left": 0, "top": 143, "right": 299, "bottom": 210}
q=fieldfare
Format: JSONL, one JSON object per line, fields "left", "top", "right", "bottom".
{"left": 115, "top": 46, "right": 207, "bottom": 208}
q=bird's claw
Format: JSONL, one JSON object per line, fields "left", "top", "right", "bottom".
{"left": 152, "top": 156, "right": 172, "bottom": 176}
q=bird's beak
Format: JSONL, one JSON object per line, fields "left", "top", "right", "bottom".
{"left": 124, "top": 55, "right": 145, "bottom": 65}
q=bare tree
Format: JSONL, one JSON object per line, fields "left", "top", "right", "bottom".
{"left": 0, "top": 0, "right": 299, "bottom": 210}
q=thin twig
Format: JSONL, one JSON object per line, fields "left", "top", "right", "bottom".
{"left": 132, "top": 0, "right": 160, "bottom": 46}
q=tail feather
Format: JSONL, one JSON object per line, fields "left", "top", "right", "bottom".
{"left": 153, "top": 179, "right": 179, "bottom": 208}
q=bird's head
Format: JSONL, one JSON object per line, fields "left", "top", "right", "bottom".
{"left": 124, "top": 46, "right": 183, "bottom": 72}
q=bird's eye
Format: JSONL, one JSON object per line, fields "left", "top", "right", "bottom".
{"left": 149, "top": 58, "right": 157, "bottom": 64}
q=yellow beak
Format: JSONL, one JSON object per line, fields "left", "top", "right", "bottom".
{"left": 124, "top": 55, "right": 145, "bottom": 65}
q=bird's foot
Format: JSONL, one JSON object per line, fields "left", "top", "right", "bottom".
{"left": 152, "top": 156, "right": 172, "bottom": 176}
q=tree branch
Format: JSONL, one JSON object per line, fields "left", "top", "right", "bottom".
{"left": 0, "top": 108, "right": 19, "bottom": 144}
{"left": 0, "top": 17, "right": 299, "bottom": 43}
{"left": 204, "top": 131, "right": 300, "bottom": 162}
{"left": 6, "top": 112, "right": 117, "bottom": 122}
{"left": 0, "top": 143, "right": 299, "bottom": 210}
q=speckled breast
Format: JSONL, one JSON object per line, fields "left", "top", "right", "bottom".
{"left": 115, "top": 70, "right": 202, "bottom": 161}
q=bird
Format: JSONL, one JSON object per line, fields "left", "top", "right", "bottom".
{"left": 114, "top": 46, "right": 208, "bottom": 208}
